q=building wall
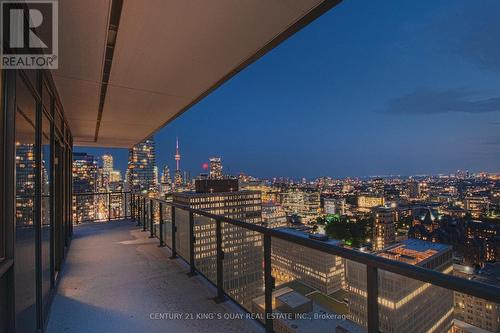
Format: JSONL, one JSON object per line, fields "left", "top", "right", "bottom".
{"left": 127, "top": 138, "right": 157, "bottom": 195}
{"left": 173, "top": 191, "right": 263, "bottom": 309}
{"left": 271, "top": 238, "right": 344, "bottom": 294}
{"left": 373, "top": 208, "right": 396, "bottom": 251}
{"left": 346, "top": 247, "right": 454, "bottom": 333}
{"left": 453, "top": 267, "right": 500, "bottom": 333}
{"left": 280, "top": 189, "right": 320, "bottom": 222}
{"left": 357, "top": 195, "right": 384, "bottom": 210}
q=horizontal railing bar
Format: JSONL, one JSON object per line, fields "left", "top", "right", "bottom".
{"left": 73, "top": 191, "right": 131, "bottom": 196}
{"left": 135, "top": 193, "right": 500, "bottom": 304}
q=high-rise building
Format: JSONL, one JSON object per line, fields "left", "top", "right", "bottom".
{"left": 323, "top": 197, "right": 346, "bottom": 215}
{"left": 73, "top": 152, "right": 98, "bottom": 222}
{"left": 97, "top": 154, "right": 114, "bottom": 192}
{"left": 15, "top": 143, "right": 36, "bottom": 226}
{"left": 209, "top": 157, "right": 223, "bottom": 179}
{"left": 272, "top": 227, "right": 345, "bottom": 294}
{"left": 262, "top": 202, "right": 287, "bottom": 228}
{"left": 373, "top": 206, "right": 396, "bottom": 251}
{"left": 346, "top": 239, "right": 454, "bottom": 333}
{"left": 102, "top": 154, "right": 113, "bottom": 173}
{"left": 464, "top": 196, "right": 490, "bottom": 218}
{"left": 160, "top": 165, "right": 172, "bottom": 194}
{"left": 173, "top": 179, "right": 262, "bottom": 308}
{"left": 280, "top": 188, "right": 320, "bottom": 222}
{"left": 127, "top": 138, "right": 157, "bottom": 194}
{"left": 153, "top": 166, "right": 159, "bottom": 191}
{"left": 453, "top": 264, "right": 500, "bottom": 333}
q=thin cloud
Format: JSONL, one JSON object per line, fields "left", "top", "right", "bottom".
{"left": 482, "top": 139, "right": 500, "bottom": 145}
{"left": 386, "top": 89, "right": 500, "bottom": 114}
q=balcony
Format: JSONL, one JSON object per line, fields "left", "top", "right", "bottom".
{"left": 62, "top": 192, "right": 500, "bottom": 333}
{"left": 1, "top": 1, "right": 500, "bottom": 333}
{"left": 46, "top": 219, "right": 258, "bottom": 333}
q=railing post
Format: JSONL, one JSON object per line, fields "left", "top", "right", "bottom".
{"left": 124, "top": 192, "right": 128, "bottom": 219}
{"left": 214, "top": 218, "right": 225, "bottom": 303}
{"left": 158, "top": 202, "right": 165, "bottom": 247}
{"left": 139, "top": 197, "right": 142, "bottom": 224}
{"left": 74, "top": 196, "right": 78, "bottom": 224}
{"left": 142, "top": 197, "right": 147, "bottom": 232}
{"left": 131, "top": 194, "right": 134, "bottom": 220}
{"left": 264, "top": 234, "right": 273, "bottom": 333}
{"left": 108, "top": 192, "right": 111, "bottom": 221}
{"left": 169, "top": 206, "right": 177, "bottom": 259}
{"left": 367, "top": 264, "right": 379, "bottom": 333}
{"left": 134, "top": 194, "right": 137, "bottom": 220}
{"left": 136, "top": 196, "right": 141, "bottom": 226}
{"left": 133, "top": 194, "right": 136, "bottom": 220}
{"left": 187, "top": 211, "right": 197, "bottom": 277}
{"left": 149, "top": 199, "right": 154, "bottom": 238}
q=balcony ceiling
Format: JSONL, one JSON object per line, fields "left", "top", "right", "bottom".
{"left": 52, "top": 0, "right": 340, "bottom": 148}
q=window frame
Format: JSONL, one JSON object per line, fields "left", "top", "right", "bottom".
{"left": 0, "top": 68, "right": 4, "bottom": 262}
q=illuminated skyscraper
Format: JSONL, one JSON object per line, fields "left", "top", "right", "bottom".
{"left": 280, "top": 187, "right": 320, "bottom": 222}
{"left": 127, "top": 137, "right": 157, "bottom": 194}
{"left": 73, "top": 152, "right": 98, "bottom": 222}
{"left": 161, "top": 165, "right": 172, "bottom": 194}
{"left": 209, "top": 157, "right": 223, "bottom": 179}
{"left": 373, "top": 206, "right": 396, "bottom": 251}
{"left": 102, "top": 154, "right": 113, "bottom": 173}
{"left": 97, "top": 154, "right": 114, "bottom": 191}
{"left": 173, "top": 179, "right": 262, "bottom": 308}
{"left": 346, "top": 239, "right": 454, "bottom": 333}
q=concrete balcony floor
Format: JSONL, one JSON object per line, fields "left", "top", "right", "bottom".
{"left": 47, "top": 220, "right": 261, "bottom": 333}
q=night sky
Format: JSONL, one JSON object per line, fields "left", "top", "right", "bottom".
{"left": 75, "top": 0, "right": 500, "bottom": 179}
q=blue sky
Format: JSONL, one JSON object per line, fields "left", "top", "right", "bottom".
{"left": 76, "top": 0, "right": 500, "bottom": 179}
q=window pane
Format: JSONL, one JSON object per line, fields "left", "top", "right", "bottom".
{"left": 15, "top": 74, "right": 37, "bottom": 333}
{"left": 42, "top": 82, "right": 51, "bottom": 115}
{"left": 41, "top": 112, "right": 52, "bottom": 311}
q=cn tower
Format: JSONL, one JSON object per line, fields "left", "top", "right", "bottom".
{"left": 174, "top": 137, "right": 181, "bottom": 171}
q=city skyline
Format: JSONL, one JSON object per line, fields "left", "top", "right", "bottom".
{"left": 75, "top": 0, "right": 500, "bottom": 178}
{"left": 75, "top": 143, "right": 500, "bottom": 181}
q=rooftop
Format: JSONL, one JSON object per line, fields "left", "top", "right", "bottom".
{"left": 252, "top": 287, "right": 363, "bottom": 333}
{"left": 275, "top": 227, "right": 343, "bottom": 247}
{"left": 378, "top": 238, "right": 450, "bottom": 265}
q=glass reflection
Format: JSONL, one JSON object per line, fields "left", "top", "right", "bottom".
{"left": 15, "top": 74, "right": 37, "bottom": 333}
{"left": 41, "top": 112, "right": 52, "bottom": 313}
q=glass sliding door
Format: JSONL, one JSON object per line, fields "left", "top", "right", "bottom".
{"left": 14, "top": 73, "right": 38, "bottom": 333}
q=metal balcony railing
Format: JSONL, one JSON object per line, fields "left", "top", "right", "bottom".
{"left": 73, "top": 192, "right": 500, "bottom": 333}
{"left": 72, "top": 191, "right": 132, "bottom": 223}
